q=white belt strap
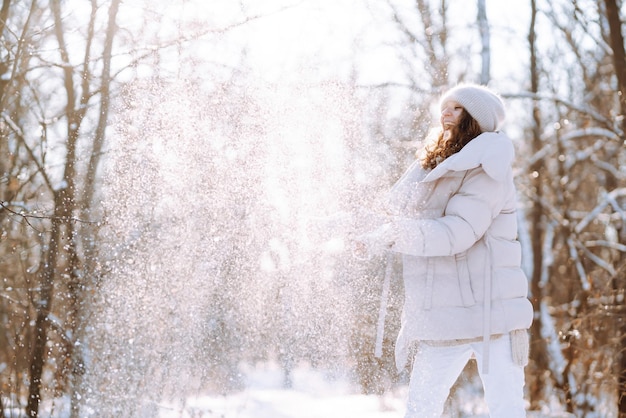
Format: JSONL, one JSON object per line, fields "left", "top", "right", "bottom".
{"left": 482, "top": 235, "right": 493, "bottom": 374}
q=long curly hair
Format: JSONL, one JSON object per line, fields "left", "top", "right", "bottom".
{"left": 421, "top": 109, "right": 483, "bottom": 170}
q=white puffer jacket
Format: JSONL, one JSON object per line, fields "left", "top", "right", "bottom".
{"left": 384, "top": 132, "right": 534, "bottom": 371}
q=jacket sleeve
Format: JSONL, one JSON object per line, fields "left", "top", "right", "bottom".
{"left": 391, "top": 167, "right": 507, "bottom": 257}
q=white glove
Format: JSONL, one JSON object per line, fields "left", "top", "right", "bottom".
{"left": 352, "top": 223, "right": 398, "bottom": 259}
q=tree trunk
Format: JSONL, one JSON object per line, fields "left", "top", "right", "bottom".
{"left": 26, "top": 2, "right": 83, "bottom": 414}
{"left": 476, "top": 0, "right": 490, "bottom": 84}
{"left": 26, "top": 195, "right": 68, "bottom": 417}
{"left": 0, "top": 0, "right": 10, "bottom": 105}
{"left": 70, "top": 3, "right": 121, "bottom": 416}
{"left": 527, "top": 0, "right": 550, "bottom": 409}
{"left": 604, "top": 0, "right": 626, "bottom": 136}
{"left": 603, "top": 0, "right": 626, "bottom": 413}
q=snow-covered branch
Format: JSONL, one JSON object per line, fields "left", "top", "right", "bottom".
{"left": 540, "top": 300, "right": 566, "bottom": 385}
{"left": 504, "top": 91, "right": 616, "bottom": 132}
{"left": 539, "top": 221, "right": 556, "bottom": 289}
{"left": 574, "top": 239, "right": 617, "bottom": 277}
{"left": 567, "top": 237, "right": 590, "bottom": 291}
{"left": 585, "top": 240, "right": 626, "bottom": 253}
{"left": 593, "top": 158, "right": 626, "bottom": 181}
{"left": 575, "top": 188, "right": 626, "bottom": 234}
{"left": 560, "top": 127, "right": 621, "bottom": 142}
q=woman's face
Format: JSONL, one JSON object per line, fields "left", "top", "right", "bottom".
{"left": 440, "top": 100, "right": 464, "bottom": 129}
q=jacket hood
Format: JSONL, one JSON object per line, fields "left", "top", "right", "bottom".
{"left": 423, "top": 132, "right": 514, "bottom": 182}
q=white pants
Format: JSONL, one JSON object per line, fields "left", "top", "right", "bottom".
{"left": 404, "top": 335, "right": 526, "bottom": 418}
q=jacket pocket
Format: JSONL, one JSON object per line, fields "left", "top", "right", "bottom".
{"left": 455, "top": 252, "right": 476, "bottom": 306}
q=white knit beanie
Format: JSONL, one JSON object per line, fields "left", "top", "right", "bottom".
{"left": 439, "top": 84, "right": 506, "bottom": 132}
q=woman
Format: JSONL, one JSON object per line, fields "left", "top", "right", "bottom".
{"left": 356, "top": 84, "right": 533, "bottom": 417}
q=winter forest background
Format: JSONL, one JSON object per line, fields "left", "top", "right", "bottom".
{"left": 0, "top": 0, "right": 625, "bottom": 417}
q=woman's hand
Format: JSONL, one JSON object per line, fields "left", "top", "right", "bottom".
{"left": 351, "top": 240, "right": 370, "bottom": 260}
{"left": 352, "top": 223, "right": 398, "bottom": 259}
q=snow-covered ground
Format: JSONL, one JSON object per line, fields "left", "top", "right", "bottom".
{"left": 29, "top": 361, "right": 577, "bottom": 417}
{"left": 159, "top": 362, "right": 408, "bottom": 418}
{"left": 154, "top": 362, "right": 575, "bottom": 418}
